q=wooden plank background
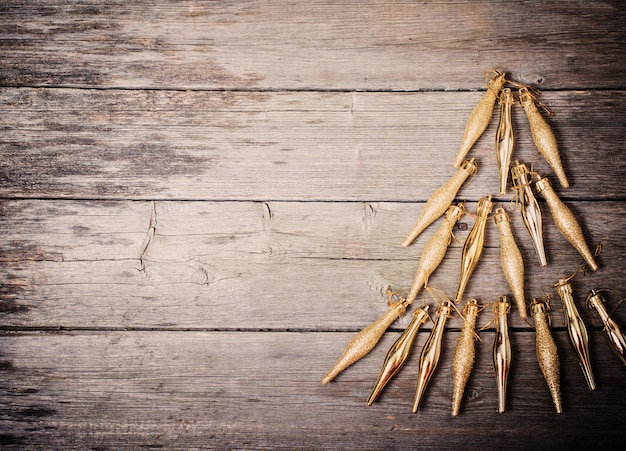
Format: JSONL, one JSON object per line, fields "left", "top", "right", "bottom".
{"left": 2, "top": 1, "right": 626, "bottom": 449}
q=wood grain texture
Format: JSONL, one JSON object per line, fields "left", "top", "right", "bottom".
{"left": 2, "top": 1, "right": 626, "bottom": 449}
{"left": 1, "top": 330, "right": 625, "bottom": 450}
{"left": 1, "top": 199, "right": 623, "bottom": 330}
{"left": 1, "top": 0, "right": 625, "bottom": 90}
{"left": 1, "top": 88, "right": 625, "bottom": 200}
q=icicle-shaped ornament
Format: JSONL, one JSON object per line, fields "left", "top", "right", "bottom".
{"left": 530, "top": 298, "right": 562, "bottom": 413}
{"left": 587, "top": 290, "right": 626, "bottom": 366}
{"left": 493, "top": 296, "right": 512, "bottom": 413}
{"left": 519, "top": 87, "right": 569, "bottom": 188}
{"left": 367, "top": 305, "right": 430, "bottom": 405}
{"left": 413, "top": 301, "right": 451, "bottom": 413}
{"left": 511, "top": 161, "right": 547, "bottom": 267}
{"left": 322, "top": 294, "right": 408, "bottom": 384}
{"left": 451, "top": 298, "right": 480, "bottom": 416}
{"left": 406, "top": 204, "right": 465, "bottom": 304}
{"left": 454, "top": 70, "right": 507, "bottom": 168}
{"left": 455, "top": 196, "right": 493, "bottom": 303}
{"left": 495, "top": 88, "right": 515, "bottom": 195}
{"left": 403, "top": 159, "right": 477, "bottom": 247}
{"left": 494, "top": 207, "right": 527, "bottom": 319}
{"left": 555, "top": 278, "right": 596, "bottom": 390}
{"left": 535, "top": 176, "right": 598, "bottom": 271}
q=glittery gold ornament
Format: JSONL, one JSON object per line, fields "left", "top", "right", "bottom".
{"left": 403, "top": 159, "right": 477, "bottom": 247}
{"left": 493, "top": 296, "right": 512, "bottom": 413}
{"left": 530, "top": 298, "right": 562, "bottom": 414}
{"left": 453, "top": 70, "right": 507, "bottom": 168}
{"left": 412, "top": 301, "right": 451, "bottom": 413}
{"left": 587, "top": 290, "right": 626, "bottom": 366}
{"left": 535, "top": 176, "right": 597, "bottom": 271}
{"left": 455, "top": 196, "right": 493, "bottom": 304}
{"left": 322, "top": 295, "right": 407, "bottom": 385}
{"left": 367, "top": 305, "right": 430, "bottom": 405}
{"left": 555, "top": 278, "right": 596, "bottom": 390}
{"left": 494, "top": 207, "right": 527, "bottom": 319}
{"left": 511, "top": 161, "right": 547, "bottom": 267}
{"left": 495, "top": 88, "right": 515, "bottom": 195}
{"left": 451, "top": 298, "right": 480, "bottom": 416}
{"left": 405, "top": 204, "right": 465, "bottom": 305}
{"left": 519, "top": 87, "right": 569, "bottom": 188}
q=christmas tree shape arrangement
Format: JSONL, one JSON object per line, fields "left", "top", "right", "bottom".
{"left": 323, "top": 70, "right": 625, "bottom": 415}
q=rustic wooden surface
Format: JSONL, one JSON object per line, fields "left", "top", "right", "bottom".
{"left": 2, "top": 1, "right": 626, "bottom": 449}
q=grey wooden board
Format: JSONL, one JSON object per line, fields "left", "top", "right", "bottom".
{"left": 1, "top": 88, "right": 625, "bottom": 200}
{"left": 1, "top": 330, "right": 625, "bottom": 450}
{"left": 1, "top": 199, "right": 623, "bottom": 330}
{"left": 2, "top": 0, "right": 626, "bottom": 449}
{"left": 1, "top": 0, "right": 625, "bottom": 90}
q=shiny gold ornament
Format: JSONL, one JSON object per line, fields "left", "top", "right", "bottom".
{"left": 412, "top": 301, "right": 452, "bottom": 413}
{"left": 535, "top": 176, "right": 598, "bottom": 271}
{"left": 511, "top": 161, "right": 547, "bottom": 267}
{"left": 494, "top": 207, "right": 527, "bottom": 319}
{"left": 530, "top": 298, "right": 562, "bottom": 414}
{"left": 455, "top": 196, "right": 494, "bottom": 304}
{"left": 555, "top": 278, "right": 596, "bottom": 390}
{"left": 406, "top": 204, "right": 465, "bottom": 304}
{"left": 587, "top": 290, "right": 626, "bottom": 366}
{"left": 451, "top": 298, "right": 480, "bottom": 417}
{"left": 519, "top": 87, "right": 569, "bottom": 188}
{"left": 367, "top": 305, "right": 430, "bottom": 405}
{"left": 495, "top": 88, "right": 515, "bottom": 195}
{"left": 493, "top": 296, "right": 512, "bottom": 413}
{"left": 403, "top": 159, "right": 477, "bottom": 247}
{"left": 453, "top": 70, "right": 507, "bottom": 168}
{"left": 322, "top": 297, "right": 408, "bottom": 384}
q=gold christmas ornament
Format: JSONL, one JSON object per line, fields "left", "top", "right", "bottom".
{"left": 495, "top": 88, "right": 515, "bottom": 195}
{"left": 455, "top": 196, "right": 494, "bottom": 304}
{"left": 535, "top": 176, "right": 598, "bottom": 271}
{"left": 453, "top": 69, "right": 507, "bottom": 168}
{"left": 530, "top": 298, "right": 562, "bottom": 414}
{"left": 451, "top": 298, "right": 481, "bottom": 417}
{"left": 493, "top": 296, "right": 512, "bottom": 413}
{"left": 494, "top": 207, "right": 527, "bottom": 319}
{"left": 555, "top": 278, "right": 596, "bottom": 390}
{"left": 403, "top": 159, "right": 477, "bottom": 247}
{"left": 587, "top": 290, "right": 626, "bottom": 366}
{"left": 367, "top": 305, "right": 430, "bottom": 406}
{"left": 405, "top": 204, "right": 465, "bottom": 304}
{"left": 412, "top": 301, "right": 452, "bottom": 413}
{"left": 511, "top": 161, "right": 547, "bottom": 267}
{"left": 519, "top": 87, "right": 569, "bottom": 188}
{"left": 322, "top": 295, "right": 408, "bottom": 385}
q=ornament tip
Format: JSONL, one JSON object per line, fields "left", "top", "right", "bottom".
{"left": 555, "top": 403, "right": 563, "bottom": 414}
{"left": 321, "top": 370, "right": 336, "bottom": 385}
{"left": 366, "top": 388, "right": 379, "bottom": 406}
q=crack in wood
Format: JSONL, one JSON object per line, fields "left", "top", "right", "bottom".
{"left": 138, "top": 201, "right": 158, "bottom": 272}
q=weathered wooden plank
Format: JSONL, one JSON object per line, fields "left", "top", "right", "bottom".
{"left": 1, "top": 200, "right": 623, "bottom": 329}
{"left": 1, "top": 89, "right": 625, "bottom": 200}
{"left": 1, "top": 199, "right": 614, "bottom": 262}
{"left": 1, "top": 1, "right": 625, "bottom": 90}
{"left": 5, "top": 254, "right": 624, "bottom": 330}
{"left": 1, "top": 330, "right": 625, "bottom": 449}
